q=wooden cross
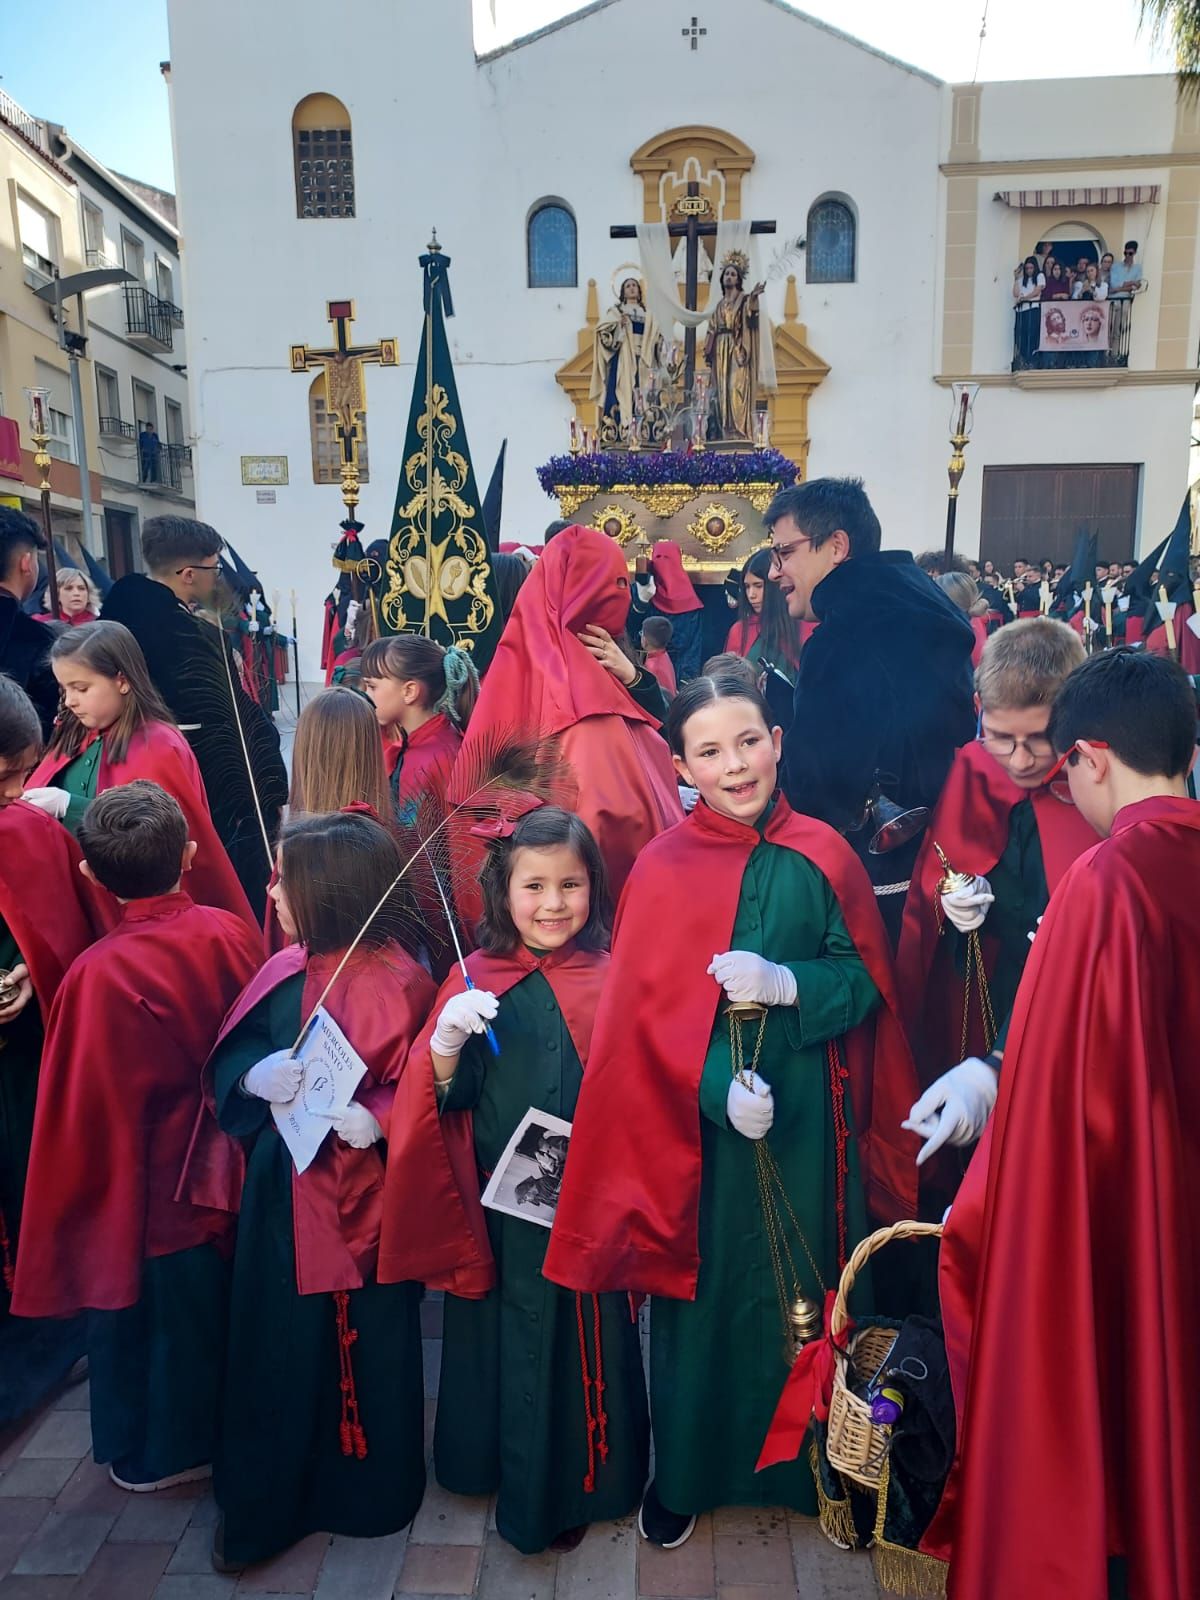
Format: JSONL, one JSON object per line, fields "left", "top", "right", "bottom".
{"left": 611, "top": 184, "right": 775, "bottom": 392}
{"left": 681, "top": 16, "right": 706, "bottom": 49}
{"left": 290, "top": 300, "right": 398, "bottom": 510}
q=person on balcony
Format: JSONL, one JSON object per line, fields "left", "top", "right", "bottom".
{"left": 1012, "top": 257, "right": 1044, "bottom": 363}
{"left": 138, "top": 422, "right": 161, "bottom": 484}
{"left": 1109, "top": 241, "right": 1145, "bottom": 296}
{"left": 1071, "top": 263, "right": 1107, "bottom": 301}
{"left": 1040, "top": 260, "right": 1070, "bottom": 300}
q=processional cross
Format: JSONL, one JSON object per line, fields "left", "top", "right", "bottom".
{"left": 610, "top": 183, "right": 775, "bottom": 393}
{"left": 290, "top": 300, "right": 398, "bottom": 517}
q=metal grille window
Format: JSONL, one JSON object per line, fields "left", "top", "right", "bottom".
{"left": 527, "top": 202, "right": 577, "bottom": 288}
{"left": 806, "top": 198, "right": 856, "bottom": 284}
{"left": 295, "top": 127, "right": 355, "bottom": 219}
{"left": 310, "top": 380, "right": 368, "bottom": 484}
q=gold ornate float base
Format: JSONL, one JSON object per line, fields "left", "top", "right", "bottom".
{"left": 552, "top": 483, "right": 774, "bottom": 579}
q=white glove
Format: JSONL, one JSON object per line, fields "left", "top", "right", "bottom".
{"left": 707, "top": 950, "right": 798, "bottom": 1008}
{"left": 940, "top": 875, "right": 994, "bottom": 934}
{"left": 431, "top": 988, "right": 499, "bottom": 1056}
{"left": 1027, "top": 914, "right": 1044, "bottom": 945}
{"left": 633, "top": 575, "right": 656, "bottom": 604}
{"left": 21, "top": 787, "right": 69, "bottom": 820}
{"left": 902, "top": 1058, "right": 999, "bottom": 1166}
{"left": 242, "top": 1048, "right": 303, "bottom": 1104}
{"left": 727, "top": 1073, "right": 774, "bottom": 1140}
{"left": 320, "top": 1101, "right": 382, "bottom": 1149}
{"left": 678, "top": 784, "right": 700, "bottom": 813}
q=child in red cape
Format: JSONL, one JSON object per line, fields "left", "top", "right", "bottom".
{"left": 897, "top": 619, "right": 1095, "bottom": 1184}
{"left": 380, "top": 806, "right": 648, "bottom": 1555}
{"left": 448, "top": 525, "right": 682, "bottom": 924}
{"left": 181, "top": 811, "right": 438, "bottom": 1571}
{"left": 543, "top": 672, "right": 919, "bottom": 1549}
{"left": 0, "top": 679, "right": 108, "bottom": 1310}
{"left": 24, "top": 620, "right": 256, "bottom": 932}
{"left": 12, "top": 781, "right": 262, "bottom": 1491}
{"left": 924, "top": 652, "right": 1200, "bottom": 1599}
{"left": 360, "top": 634, "right": 476, "bottom": 827}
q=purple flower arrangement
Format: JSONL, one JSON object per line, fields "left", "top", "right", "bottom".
{"left": 536, "top": 447, "right": 799, "bottom": 497}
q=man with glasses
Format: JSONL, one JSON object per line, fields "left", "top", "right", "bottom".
{"left": 764, "top": 477, "right": 975, "bottom": 938}
{"left": 102, "top": 515, "right": 286, "bottom": 916}
{"left": 898, "top": 620, "right": 1095, "bottom": 1176}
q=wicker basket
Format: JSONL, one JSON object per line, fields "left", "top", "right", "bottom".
{"left": 824, "top": 1219, "right": 943, "bottom": 1489}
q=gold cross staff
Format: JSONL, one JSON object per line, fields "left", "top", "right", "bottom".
{"left": 290, "top": 300, "right": 398, "bottom": 515}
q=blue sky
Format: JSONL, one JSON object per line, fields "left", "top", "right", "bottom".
{"left": 0, "top": 0, "right": 1174, "bottom": 199}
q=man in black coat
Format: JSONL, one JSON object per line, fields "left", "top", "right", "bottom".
{"left": 102, "top": 515, "right": 287, "bottom": 918}
{"left": 766, "top": 478, "right": 975, "bottom": 940}
{"left": 0, "top": 509, "right": 58, "bottom": 740}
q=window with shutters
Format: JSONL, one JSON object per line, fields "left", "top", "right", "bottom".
{"left": 293, "top": 94, "right": 356, "bottom": 219}
{"left": 17, "top": 192, "right": 56, "bottom": 280}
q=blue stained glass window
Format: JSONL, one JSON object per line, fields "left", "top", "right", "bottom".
{"left": 528, "top": 203, "right": 577, "bottom": 288}
{"left": 806, "top": 199, "right": 856, "bottom": 284}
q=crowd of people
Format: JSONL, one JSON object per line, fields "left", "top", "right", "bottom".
{"left": 0, "top": 481, "right": 1194, "bottom": 1598}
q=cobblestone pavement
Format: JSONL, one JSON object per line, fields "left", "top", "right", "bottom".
{"left": 0, "top": 1290, "right": 882, "bottom": 1600}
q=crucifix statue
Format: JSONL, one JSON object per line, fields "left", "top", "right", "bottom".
{"left": 290, "top": 300, "right": 398, "bottom": 515}
{"left": 610, "top": 183, "right": 775, "bottom": 394}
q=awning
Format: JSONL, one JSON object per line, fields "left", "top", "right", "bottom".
{"left": 994, "top": 186, "right": 1160, "bottom": 208}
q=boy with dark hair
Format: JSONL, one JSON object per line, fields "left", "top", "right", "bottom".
{"left": 765, "top": 477, "right": 975, "bottom": 934}
{"left": 898, "top": 619, "right": 1095, "bottom": 1169}
{"left": 0, "top": 507, "right": 57, "bottom": 739}
{"left": 926, "top": 651, "right": 1200, "bottom": 1597}
{"left": 12, "top": 780, "right": 262, "bottom": 1491}
{"left": 639, "top": 614, "right": 676, "bottom": 696}
{"left": 102, "top": 515, "right": 286, "bottom": 917}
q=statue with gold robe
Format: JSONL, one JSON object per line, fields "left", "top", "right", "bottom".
{"left": 703, "top": 251, "right": 767, "bottom": 442}
{"left": 591, "top": 276, "right": 663, "bottom": 436}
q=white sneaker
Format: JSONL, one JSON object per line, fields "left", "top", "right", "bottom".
{"left": 109, "top": 1463, "right": 212, "bottom": 1494}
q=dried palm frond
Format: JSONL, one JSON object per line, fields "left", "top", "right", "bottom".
{"left": 1139, "top": 0, "right": 1200, "bottom": 98}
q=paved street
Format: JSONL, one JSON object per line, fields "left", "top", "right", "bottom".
{"left": 0, "top": 1297, "right": 882, "bottom": 1599}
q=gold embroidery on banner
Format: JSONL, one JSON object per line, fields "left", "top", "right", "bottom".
{"left": 688, "top": 502, "right": 745, "bottom": 555}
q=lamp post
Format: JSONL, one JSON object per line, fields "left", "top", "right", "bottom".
{"left": 944, "top": 381, "right": 979, "bottom": 564}
{"left": 23, "top": 387, "right": 60, "bottom": 617}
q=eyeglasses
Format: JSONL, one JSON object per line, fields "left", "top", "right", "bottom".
{"left": 768, "top": 535, "right": 815, "bottom": 570}
{"left": 1041, "top": 739, "right": 1110, "bottom": 785}
{"left": 977, "top": 732, "right": 1056, "bottom": 760}
{"left": 174, "top": 562, "right": 221, "bottom": 575}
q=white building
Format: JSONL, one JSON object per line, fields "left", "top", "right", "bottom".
{"left": 46, "top": 127, "right": 195, "bottom": 576}
{"left": 164, "top": 0, "right": 1200, "bottom": 679}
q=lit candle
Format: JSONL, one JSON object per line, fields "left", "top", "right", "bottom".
{"left": 570, "top": 418, "right": 578, "bottom": 452}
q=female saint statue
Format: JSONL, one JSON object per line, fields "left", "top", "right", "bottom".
{"left": 703, "top": 251, "right": 767, "bottom": 442}
{"left": 591, "top": 276, "right": 663, "bottom": 436}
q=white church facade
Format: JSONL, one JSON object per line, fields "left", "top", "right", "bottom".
{"left": 164, "top": 0, "right": 1200, "bottom": 678}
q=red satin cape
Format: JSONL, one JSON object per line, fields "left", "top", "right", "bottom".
{"left": 924, "top": 797, "right": 1200, "bottom": 1599}
{"left": 181, "top": 941, "right": 436, "bottom": 1295}
{"left": 542, "top": 797, "right": 919, "bottom": 1300}
{"left": 30, "top": 720, "right": 256, "bottom": 932}
{"left": 385, "top": 712, "right": 462, "bottom": 816}
{"left": 896, "top": 740, "right": 1096, "bottom": 1081}
{"left": 0, "top": 800, "right": 109, "bottom": 1022}
{"left": 12, "top": 894, "right": 262, "bottom": 1318}
{"left": 377, "top": 940, "right": 607, "bottom": 1295}
{"left": 649, "top": 541, "right": 703, "bottom": 615}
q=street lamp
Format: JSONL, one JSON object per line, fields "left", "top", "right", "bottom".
{"left": 32, "top": 266, "right": 134, "bottom": 557}
{"left": 22, "top": 386, "right": 60, "bottom": 616}
{"left": 944, "top": 381, "right": 979, "bottom": 564}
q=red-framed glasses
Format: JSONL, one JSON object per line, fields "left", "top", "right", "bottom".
{"left": 1041, "top": 739, "right": 1110, "bottom": 785}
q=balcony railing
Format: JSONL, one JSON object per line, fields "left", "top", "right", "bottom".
{"left": 138, "top": 442, "right": 191, "bottom": 493}
{"left": 1012, "top": 296, "right": 1132, "bottom": 373}
{"left": 99, "top": 416, "right": 135, "bottom": 438}
{"left": 124, "top": 284, "right": 174, "bottom": 350}
{"left": 86, "top": 249, "right": 116, "bottom": 269}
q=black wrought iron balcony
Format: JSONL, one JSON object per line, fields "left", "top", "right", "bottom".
{"left": 124, "top": 284, "right": 174, "bottom": 351}
{"left": 138, "top": 442, "right": 190, "bottom": 493}
{"left": 1011, "top": 295, "right": 1132, "bottom": 373}
{"left": 99, "top": 416, "right": 135, "bottom": 438}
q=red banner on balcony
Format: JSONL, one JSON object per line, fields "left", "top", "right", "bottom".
{"left": 0, "top": 418, "right": 22, "bottom": 481}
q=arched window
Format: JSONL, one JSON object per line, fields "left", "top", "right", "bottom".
{"left": 309, "top": 374, "right": 368, "bottom": 485}
{"left": 527, "top": 201, "right": 577, "bottom": 288}
{"left": 806, "top": 196, "right": 856, "bottom": 284}
{"left": 293, "top": 94, "right": 355, "bottom": 219}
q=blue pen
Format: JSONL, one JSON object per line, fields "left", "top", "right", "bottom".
{"left": 427, "top": 855, "right": 500, "bottom": 1056}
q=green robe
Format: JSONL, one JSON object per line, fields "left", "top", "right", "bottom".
{"left": 436, "top": 969, "right": 649, "bottom": 1552}
{"left": 651, "top": 838, "right": 879, "bottom": 1518}
{"left": 56, "top": 737, "right": 102, "bottom": 834}
{"left": 210, "top": 974, "right": 425, "bottom": 1566}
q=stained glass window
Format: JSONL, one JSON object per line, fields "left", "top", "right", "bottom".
{"left": 528, "top": 203, "right": 577, "bottom": 288}
{"left": 806, "top": 199, "right": 856, "bottom": 284}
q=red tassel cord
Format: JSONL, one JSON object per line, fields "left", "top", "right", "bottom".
{"left": 0, "top": 1205, "right": 13, "bottom": 1294}
{"left": 826, "top": 1041, "right": 850, "bottom": 1272}
{"left": 574, "top": 1291, "right": 609, "bottom": 1492}
{"left": 333, "top": 1290, "right": 368, "bottom": 1459}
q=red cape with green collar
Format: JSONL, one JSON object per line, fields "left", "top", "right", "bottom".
{"left": 923, "top": 797, "right": 1200, "bottom": 1598}
{"left": 180, "top": 941, "right": 436, "bottom": 1296}
{"left": 30, "top": 719, "right": 256, "bottom": 933}
{"left": 897, "top": 739, "right": 1096, "bottom": 1081}
{"left": 377, "top": 940, "right": 607, "bottom": 1296}
{"left": 384, "top": 712, "right": 462, "bottom": 821}
{"left": 542, "top": 796, "right": 919, "bottom": 1300}
{"left": 12, "top": 893, "right": 262, "bottom": 1318}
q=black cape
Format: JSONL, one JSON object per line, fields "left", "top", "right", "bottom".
{"left": 0, "top": 594, "right": 58, "bottom": 740}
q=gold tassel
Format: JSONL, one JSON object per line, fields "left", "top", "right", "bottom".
{"left": 809, "top": 1441, "right": 857, "bottom": 1550}
{"left": 870, "top": 1457, "right": 948, "bottom": 1598}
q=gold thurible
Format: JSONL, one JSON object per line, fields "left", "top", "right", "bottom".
{"left": 934, "top": 842, "right": 972, "bottom": 898}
